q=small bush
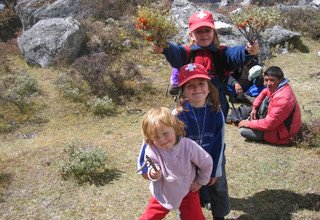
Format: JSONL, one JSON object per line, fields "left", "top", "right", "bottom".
{"left": 0, "top": 72, "right": 40, "bottom": 113}
{"left": 0, "top": 2, "right": 21, "bottom": 41}
{"left": 279, "top": 8, "right": 320, "bottom": 40}
{"left": 60, "top": 142, "right": 108, "bottom": 184}
{"left": 293, "top": 119, "right": 320, "bottom": 148}
{"left": 251, "top": 0, "right": 299, "bottom": 6}
{"left": 55, "top": 71, "right": 89, "bottom": 102}
{"left": 88, "top": 95, "right": 114, "bottom": 116}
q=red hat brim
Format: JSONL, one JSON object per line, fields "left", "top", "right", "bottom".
{"left": 178, "top": 74, "right": 210, "bottom": 87}
{"left": 189, "top": 22, "right": 215, "bottom": 32}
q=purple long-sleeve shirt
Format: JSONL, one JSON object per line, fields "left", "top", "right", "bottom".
{"left": 145, "top": 137, "right": 213, "bottom": 210}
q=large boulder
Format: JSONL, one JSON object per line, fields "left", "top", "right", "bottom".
{"left": 17, "top": 17, "right": 85, "bottom": 67}
{"left": 15, "top": 0, "right": 90, "bottom": 30}
{"left": 264, "top": 25, "right": 301, "bottom": 47}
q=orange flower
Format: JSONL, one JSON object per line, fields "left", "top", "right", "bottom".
{"left": 237, "top": 23, "right": 245, "bottom": 29}
{"left": 145, "top": 36, "right": 154, "bottom": 41}
{"left": 139, "top": 17, "right": 147, "bottom": 25}
{"left": 135, "top": 24, "right": 142, "bottom": 30}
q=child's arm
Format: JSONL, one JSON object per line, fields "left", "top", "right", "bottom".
{"left": 209, "top": 112, "right": 226, "bottom": 178}
{"left": 189, "top": 140, "right": 213, "bottom": 187}
{"left": 222, "top": 44, "right": 259, "bottom": 70}
{"left": 137, "top": 142, "right": 149, "bottom": 179}
{"left": 161, "top": 42, "right": 188, "bottom": 69}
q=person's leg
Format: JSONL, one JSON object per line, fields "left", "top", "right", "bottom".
{"left": 208, "top": 172, "right": 231, "bottom": 219}
{"left": 239, "top": 127, "right": 264, "bottom": 141}
{"left": 179, "top": 191, "right": 205, "bottom": 220}
{"left": 200, "top": 186, "right": 211, "bottom": 209}
{"left": 139, "top": 196, "right": 169, "bottom": 220}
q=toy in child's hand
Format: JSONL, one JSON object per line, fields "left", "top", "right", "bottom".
{"left": 230, "top": 6, "right": 280, "bottom": 44}
{"left": 136, "top": 155, "right": 159, "bottom": 173}
{"left": 133, "top": 6, "right": 178, "bottom": 48}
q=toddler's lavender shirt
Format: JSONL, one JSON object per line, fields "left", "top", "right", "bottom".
{"left": 145, "top": 137, "right": 213, "bottom": 210}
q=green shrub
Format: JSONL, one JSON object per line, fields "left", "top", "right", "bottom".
{"left": 88, "top": 95, "right": 114, "bottom": 116}
{"left": 60, "top": 142, "right": 108, "bottom": 184}
{"left": 293, "top": 119, "right": 320, "bottom": 148}
{"left": 0, "top": 72, "right": 40, "bottom": 113}
{"left": 55, "top": 71, "right": 88, "bottom": 102}
{"left": 279, "top": 8, "right": 320, "bottom": 40}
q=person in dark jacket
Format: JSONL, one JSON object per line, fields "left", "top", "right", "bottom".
{"left": 152, "top": 10, "right": 260, "bottom": 118}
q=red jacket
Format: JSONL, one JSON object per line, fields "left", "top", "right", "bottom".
{"left": 249, "top": 80, "right": 302, "bottom": 144}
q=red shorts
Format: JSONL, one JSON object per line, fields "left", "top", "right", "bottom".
{"left": 139, "top": 191, "right": 205, "bottom": 220}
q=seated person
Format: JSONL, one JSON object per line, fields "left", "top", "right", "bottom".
{"left": 238, "top": 66, "right": 302, "bottom": 145}
{"left": 227, "top": 59, "right": 265, "bottom": 104}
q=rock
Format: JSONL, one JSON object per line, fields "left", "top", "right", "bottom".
{"left": 17, "top": 17, "right": 85, "bottom": 67}
{"left": 15, "top": 0, "right": 91, "bottom": 30}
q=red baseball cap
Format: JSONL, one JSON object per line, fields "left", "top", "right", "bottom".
{"left": 189, "top": 10, "right": 215, "bottom": 32}
{"left": 178, "top": 63, "right": 211, "bottom": 87}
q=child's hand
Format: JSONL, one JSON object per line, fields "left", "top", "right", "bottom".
{"left": 208, "top": 177, "right": 217, "bottom": 186}
{"left": 152, "top": 44, "right": 164, "bottom": 54}
{"left": 190, "top": 181, "right": 202, "bottom": 192}
{"left": 149, "top": 168, "right": 161, "bottom": 180}
{"left": 246, "top": 41, "right": 259, "bottom": 56}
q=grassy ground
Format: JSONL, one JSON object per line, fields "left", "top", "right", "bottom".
{"left": 0, "top": 37, "right": 319, "bottom": 219}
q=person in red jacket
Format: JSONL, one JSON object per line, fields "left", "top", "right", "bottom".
{"left": 238, "top": 66, "right": 302, "bottom": 145}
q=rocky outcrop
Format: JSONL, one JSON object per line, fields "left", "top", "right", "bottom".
{"left": 17, "top": 17, "right": 85, "bottom": 67}
{"left": 15, "top": 0, "right": 90, "bottom": 30}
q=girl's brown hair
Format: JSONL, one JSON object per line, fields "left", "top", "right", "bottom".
{"left": 175, "top": 79, "right": 221, "bottom": 113}
{"left": 141, "top": 107, "right": 186, "bottom": 145}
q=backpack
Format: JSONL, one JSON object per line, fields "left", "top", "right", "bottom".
{"left": 185, "top": 45, "right": 230, "bottom": 84}
{"left": 227, "top": 105, "right": 252, "bottom": 124}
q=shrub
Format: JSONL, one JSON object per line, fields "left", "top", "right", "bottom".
{"left": 80, "top": 0, "right": 161, "bottom": 20}
{"left": 293, "top": 119, "right": 320, "bottom": 148}
{"left": 55, "top": 71, "right": 89, "bottom": 102}
{"left": 279, "top": 8, "right": 320, "bottom": 40}
{"left": 71, "top": 52, "right": 142, "bottom": 105}
{"left": 88, "top": 95, "right": 115, "bottom": 116}
{"left": 83, "top": 20, "right": 134, "bottom": 56}
{"left": 0, "top": 2, "right": 22, "bottom": 41}
{"left": 72, "top": 52, "right": 112, "bottom": 98}
{"left": 60, "top": 141, "right": 108, "bottom": 184}
{"left": 251, "top": 0, "right": 299, "bottom": 6}
{"left": 0, "top": 72, "right": 40, "bottom": 113}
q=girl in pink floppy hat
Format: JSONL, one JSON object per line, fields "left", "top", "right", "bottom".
{"left": 153, "top": 10, "right": 259, "bottom": 121}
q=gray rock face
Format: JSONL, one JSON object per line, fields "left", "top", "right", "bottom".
{"left": 264, "top": 26, "right": 301, "bottom": 46}
{"left": 311, "top": 0, "right": 320, "bottom": 7}
{"left": 17, "top": 17, "right": 85, "bottom": 67}
{"left": 15, "top": 0, "right": 90, "bottom": 30}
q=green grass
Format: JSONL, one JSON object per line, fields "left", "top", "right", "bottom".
{"left": 0, "top": 37, "right": 320, "bottom": 219}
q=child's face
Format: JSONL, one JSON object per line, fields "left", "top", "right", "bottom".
{"left": 151, "top": 122, "right": 177, "bottom": 150}
{"left": 183, "top": 78, "right": 209, "bottom": 107}
{"left": 190, "top": 27, "right": 214, "bottom": 47}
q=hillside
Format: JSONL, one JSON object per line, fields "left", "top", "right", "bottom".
{"left": 1, "top": 28, "right": 320, "bottom": 220}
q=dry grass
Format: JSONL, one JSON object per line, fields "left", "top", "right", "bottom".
{"left": 1, "top": 37, "right": 320, "bottom": 219}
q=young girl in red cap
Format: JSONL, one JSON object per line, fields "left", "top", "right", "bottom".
{"left": 153, "top": 10, "right": 259, "bottom": 118}
{"left": 138, "top": 106, "right": 213, "bottom": 220}
{"left": 138, "top": 63, "right": 230, "bottom": 219}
